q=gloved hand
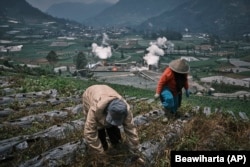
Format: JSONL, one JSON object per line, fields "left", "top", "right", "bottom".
{"left": 87, "top": 149, "right": 107, "bottom": 167}
{"left": 154, "top": 93, "right": 160, "bottom": 99}
{"left": 136, "top": 157, "right": 145, "bottom": 165}
{"left": 129, "top": 149, "right": 146, "bottom": 165}
{"left": 185, "top": 89, "right": 190, "bottom": 97}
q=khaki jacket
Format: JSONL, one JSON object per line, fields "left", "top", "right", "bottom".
{"left": 82, "top": 85, "right": 139, "bottom": 153}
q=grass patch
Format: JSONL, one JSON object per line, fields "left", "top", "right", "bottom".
{"left": 183, "top": 95, "right": 250, "bottom": 115}
{"left": 173, "top": 113, "right": 250, "bottom": 150}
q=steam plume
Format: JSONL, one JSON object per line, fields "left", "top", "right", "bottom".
{"left": 143, "top": 37, "right": 167, "bottom": 66}
{"left": 150, "top": 36, "right": 167, "bottom": 48}
{"left": 102, "top": 33, "right": 109, "bottom": 46}
{"left": 91, "top": 33, "right": 112, "bottom": 59}
{"left": 143, "top": 37, "right": 174, "bottom": 66}
{"left": 92, "top": 43, "right": 112, "bottom": 59}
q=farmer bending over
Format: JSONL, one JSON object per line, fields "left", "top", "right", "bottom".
{"left": 82, "top": 84, "right": 144, "bottom": 164}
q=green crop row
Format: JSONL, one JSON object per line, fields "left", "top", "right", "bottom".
{"left": 2, "top": 72, "right": 248, "bottom": 116}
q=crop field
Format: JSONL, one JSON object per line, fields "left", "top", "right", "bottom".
{"left": 0, "top": 71, "right": 249, "bottom": 167}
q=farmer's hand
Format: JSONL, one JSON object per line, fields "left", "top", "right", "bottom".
{"left": 87, "top": 149, "right": 108, "bottom": 166}
{"left": 129, "top": 149, "right": 146, "bottom": 166}
{"left": 154, "top": 93, "right": 160, "bottom": 99}
{"left": 136, "top": 157, "right": 146, "bottom": 165}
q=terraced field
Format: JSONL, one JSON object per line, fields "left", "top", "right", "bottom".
{"left": 0, "top": 74, "right": 249, "bottom": 167}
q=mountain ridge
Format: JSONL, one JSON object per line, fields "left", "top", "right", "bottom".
{"left": 84, "top": 0, "right": 186, "bottom": 27}
{"left": 138, "top": 0, "right": 250, "bottom": 38}
{"left": 46, "top": 1, "right": 113, "bottom": 23}
{"left": 1, "top": 0, "right": 250, "bottom": 38}
{"left": 0, "top": 0, "right": 55, "bottom": 23}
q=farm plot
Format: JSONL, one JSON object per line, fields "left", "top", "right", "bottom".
{"left": 0, "top": 75, "right": 249, "bottom": 167}
{"left": 0, "top": 75, "right": 188, "bottom": 167}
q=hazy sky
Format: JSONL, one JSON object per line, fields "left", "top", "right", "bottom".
{"left": 26, "top": 0, "right": 119, "bottom": 12}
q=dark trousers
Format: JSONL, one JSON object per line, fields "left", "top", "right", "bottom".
{"left": 98, "top": 125, "right": 122, "bottom": 151}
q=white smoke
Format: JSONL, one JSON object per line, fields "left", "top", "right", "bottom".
{"left": 92, "top": 43, "right": 112, "bottom": 59}
{"left": 150, "top": 36, "right": 167, "bottom": 48}
{"left": 155, "top": 37, "right": 175, "bottom": 52}
{"left": 146, "top": 44, "right": 164, "bottom": 57}
{"left": 143, "top": 53, "right": 160, "bottom": 66}
{"left": 143, "top": 37, "right": 167, "bottom": 66}
{"left": 102, "top": 33, "right": 109, "bottom": 46}
{"left": 91, "top": 33, "right": 112, "bottom": 60}
{"left": 167, "top": 41, "right": 175, "bottom": 53}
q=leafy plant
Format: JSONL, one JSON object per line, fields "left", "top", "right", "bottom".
{"left": 74, "top": 52, "right": 88, "bottom": 70}
{"left": 46, "top": 50, "right": 58, "bottom": 67}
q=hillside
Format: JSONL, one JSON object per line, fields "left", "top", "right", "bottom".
{"left": 84, "top": 0, "right": 186, "bottom": 27}
{"left": 46, "top": 1, "right": 113, "bottom": 23}
{"left": 139, "top": 0, "right": 250, "bottom": 38}
{"left": 0, "top": 0, "right": 84, "bottom": 40}
{"left": 82, "top": 0, "right": 250, "bottom": 38}
{"left": 2, "top": 0, "right": 250, "bottom": 38}
{"left": 0, "top": 70, "right": 249, "bottom": 166}
{"left": 0, "top": 0, "right": 55, "bottom": 24}
{"left": 0, "top": 0, "right": 80, "bottom": 26}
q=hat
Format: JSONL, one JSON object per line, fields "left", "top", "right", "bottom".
{"left": 106, "top": 99, "right": 128, "bottom": 126}
{"left": 169, "top": 58, "right": 190, "bottom": 74}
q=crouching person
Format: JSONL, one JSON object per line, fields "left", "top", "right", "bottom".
{"left": 155, "top": 58, "right": 190, "bottom": 116}
{"left": 82, "top": 84, "right": 145, "bottom": 165}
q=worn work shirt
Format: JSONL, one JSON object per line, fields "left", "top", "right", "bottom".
{"left": 82, "top": 84, "right": 139, "bottom": 153}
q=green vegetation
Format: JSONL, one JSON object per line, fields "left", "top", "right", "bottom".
{"left": 173, "top": 112, "right": 250, "bottom": 150}
{"left": 1, "top": 72, "right": 154, "bottom": 99}
{"left": 237, "top": 71, "right": 250, "bottom": 77}
{"left": 183, "top": 96, "right": 250, "bottom": 114}
{"left": 210, "top": 83, "right": 250, "bottom": 93}
{"left": 73, "top": 52, "right": 88, "bottom": 69}
{"left": 2, "top": 72, "right": 248, "bottom": 116}
{"left": 1, "top": 71, "right": 249, "bottom": 167}
{"left": 46, "top": 50, "right": 58, "bottom": 66}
